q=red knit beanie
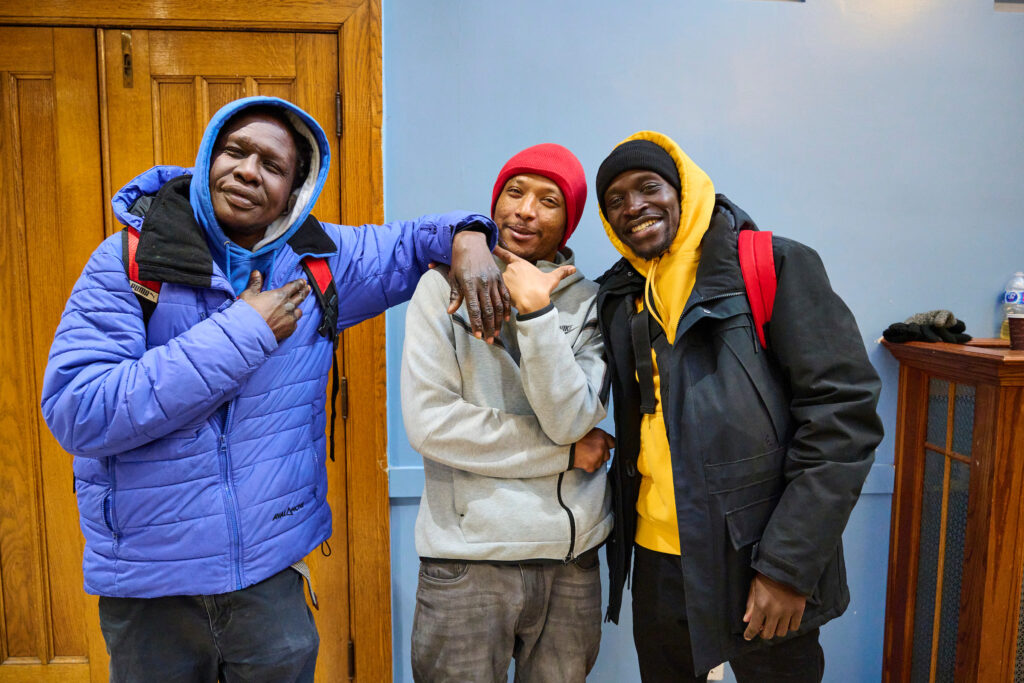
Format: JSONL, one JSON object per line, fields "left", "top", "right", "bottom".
{"left": 490, "top": 143, "right": 587, "bottom": 248}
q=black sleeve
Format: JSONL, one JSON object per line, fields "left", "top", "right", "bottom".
{"left": 751, "top": 238, "right": 884, "bottom": 595}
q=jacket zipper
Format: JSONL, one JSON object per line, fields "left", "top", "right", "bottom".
{"left": 556, "top": 472, "right": 577, "bottom": 562}
{"left": 219, "top": 403, "right": 244, "bottom": 590}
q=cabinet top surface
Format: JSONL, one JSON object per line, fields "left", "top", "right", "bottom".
{"left": 882, "top": 339, "right": 1024, "bottom": 385}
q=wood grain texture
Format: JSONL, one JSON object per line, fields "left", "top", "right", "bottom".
{"left": 3, "top": 3, "right": 389, "bottom": 680}
{"left": 954, "top": 384, "right": 998, "bottom": 681}
{"left": 103, "top": 28, "right": 154, "bottom": 231}
{"left": 883, "top": 344, "right": 1024, "bottom": 682}
{"left": 0, "top": 27, "right": 104, "bottom": 681}
{"left": 149, "top": 31, "right": 296, "bottom": 76}
{"left": 42, "top": 27, "right": 108, "bottom": 679}
{"left": 339, "top": 2, "right": 391, "bottom": 680}
{"left": 882, "top": 365, "right": 929, "bottom": 683}
{"left": 0, "top": 59, "right": 50, "bottom": 668}
{"left": 0, "top": 661, "right": 89, "bottom": 682}
{"left": 0, "top": 28, "right": 55, "bottom": 72}
{"left": 153, "top": 78, "right": 198, "bottom": 167}
{"left": 882, "top": 340, "right": 1024, "bottom": 386}
{"left": 975, "top": 386, "right": 1024, "bottom": 680}
{"left": 0, "top": 0, "right": 360, "bottom": 30}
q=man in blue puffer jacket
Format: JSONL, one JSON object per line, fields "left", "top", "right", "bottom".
{"left": 40, "top": 96, "right": 507, "bottom": 682}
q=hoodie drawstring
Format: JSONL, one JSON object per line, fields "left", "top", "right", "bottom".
{"left": 644, "top": 257, "right": 670, "bottom": 339}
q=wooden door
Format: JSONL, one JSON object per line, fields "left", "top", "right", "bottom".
{"left": 0, "top": 27, "right": 107, "bottom": 683}
{"left": 0, "top": 7, "right": 387, "bottom": 678}
{"left": 99, "top": 28, "right": 352, "bottom": 682}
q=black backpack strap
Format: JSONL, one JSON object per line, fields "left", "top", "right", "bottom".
{"left": 630, "top": 308, "right": 657, "bottom": 415}
{"left": 301, "top": 256, "right": 341, "bottom": 462}
{"left": 121, "top": 226, "right": 161, "bottom": 327}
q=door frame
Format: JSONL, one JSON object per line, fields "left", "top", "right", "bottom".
{"left": 0, "top": 2, "right": 392, "bottom": 680}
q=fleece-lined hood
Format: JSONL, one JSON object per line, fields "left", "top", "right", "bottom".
{"left": 190, "top": 96, "right": 331, "bottom": 294}
{"left": 597, "top": 131, "right": 715, "bottom": 342}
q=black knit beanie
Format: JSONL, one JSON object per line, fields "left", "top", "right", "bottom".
{"left": 596, "top": 140, "right": 681, "bottom": 215}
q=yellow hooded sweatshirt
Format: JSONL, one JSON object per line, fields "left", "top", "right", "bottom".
{"left": 598, "top": 131, "right": 716, "bottom": 555}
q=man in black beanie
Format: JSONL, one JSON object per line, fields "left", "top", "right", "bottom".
{"left": 593, "top": 131, "right": 884, "bottom": 682}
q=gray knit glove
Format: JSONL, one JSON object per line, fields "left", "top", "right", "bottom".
{"left": 904, "top": 309, "right": 958, "bottom": 327}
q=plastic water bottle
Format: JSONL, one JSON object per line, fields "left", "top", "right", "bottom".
{"left": 1001, "top": 271, "right": 1024, "bottom": 340}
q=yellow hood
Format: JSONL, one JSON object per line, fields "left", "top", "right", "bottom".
{"left": 598, "top": 131, "right": 716, "bottom": 341}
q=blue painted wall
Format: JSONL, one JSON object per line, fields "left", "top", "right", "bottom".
{"left": 381, "top": 1, "right": 1024, "bottom": 680}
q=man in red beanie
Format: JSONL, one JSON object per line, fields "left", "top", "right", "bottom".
{"left": 401, "top": 143, "right": 614, "bottom": 682}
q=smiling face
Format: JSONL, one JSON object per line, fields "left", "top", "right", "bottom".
{"left": 209, "top": 112, "right": 298, "bottom": 249}
{"left": 494, "top": 173, "right": 567, "bottom": 263}
{"left": 602, "top": 169, "right": 681, "bottom": 260}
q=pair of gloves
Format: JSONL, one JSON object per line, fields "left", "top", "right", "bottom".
{"left": 883, "top": 310, "right": 971, "bottom": 344}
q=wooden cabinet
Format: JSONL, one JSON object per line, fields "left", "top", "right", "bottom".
{"left": 883, "top": 340, "right": 1024, "bottom": 682}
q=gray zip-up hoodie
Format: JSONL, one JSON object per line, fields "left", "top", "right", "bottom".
{"left": 401, "top": 251, "right": 611, "bottom": 562}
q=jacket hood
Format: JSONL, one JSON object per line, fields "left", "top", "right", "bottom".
{"left": 597, "top": 131, "right": 715, "bottom": 273}
{"left": 192, "top": 97, "right": 331, "bottom": 292}
{"left": 597, "top": 131, "right": 716, "bottom": 341}
{"left": 111, "top": 165, "right": 193, "bottom": 229}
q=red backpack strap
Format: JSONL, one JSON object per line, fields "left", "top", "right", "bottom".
{"left": 300, "top": 256, "right": 341, "bottom": 463}
{"left": 300, "top": 256, "right": 339, "bottom": 343}
{"left": 738, "top": 230, "right": 776, "bottom": 349}
{"left": 122, "top": 226, "right": 162, "bottom": 326}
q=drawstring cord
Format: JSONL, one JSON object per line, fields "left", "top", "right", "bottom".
{"left": 643, "top": 256, "right": 670, "bottom": 339}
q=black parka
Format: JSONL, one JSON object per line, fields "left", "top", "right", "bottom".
{"left": 598, "top": 196, "right": 883, "bottom": 675}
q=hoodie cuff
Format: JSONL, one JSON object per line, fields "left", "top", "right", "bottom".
{"left": 516, "top": 303, "right": 554, "bottom": 322}
{"left": 567, "top": 443, "right": 576, "bottom": 471}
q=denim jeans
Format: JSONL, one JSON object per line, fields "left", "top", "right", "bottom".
{"left": 632, "top": 545, "right": 824, "bottom": 683}
{"left": 98, "top": 567, "right": 318, "bottom": 683}
{"left": 411, "top": 548, "right": 603, "bottom": 683}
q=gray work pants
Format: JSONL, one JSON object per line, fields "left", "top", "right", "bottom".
{"left": 411, "top": 548, "right": 603, "bottom": 683}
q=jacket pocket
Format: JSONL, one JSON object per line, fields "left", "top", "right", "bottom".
{"left": 101, "top": 488, "right": 120, "bottom": 541}
{"left": 725, "top": 495, "right": 779, "bottom": 551}
{"left": 419, "top": 560, "right": 470, "bottom": 584}
{"left": 723, "top": 495, "right": 780, "bottom": 634}
{"left": 451, "top": 470, "right": 563, "bottom": 545}
{"left": 705, "top": 445, "right": 785, "bottom": 495}
{"left": 705, "top": 446, "right": 785, "bottom": 518}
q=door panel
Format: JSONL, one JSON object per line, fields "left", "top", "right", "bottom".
{"left": 104, "top": 30, "right": 341, "bottom": 225}
{"left": 0, "top": 26, "right": 106, "bottom": 683}
{"left": 1, "top": 23, "right": 362, "bottom": 683}
{"left": 101, "top": 29, "right": 350, "bottom": 682}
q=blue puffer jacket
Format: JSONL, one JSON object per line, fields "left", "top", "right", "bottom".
{"left": 41, "top": 97, "right": 494, "bottom": 598}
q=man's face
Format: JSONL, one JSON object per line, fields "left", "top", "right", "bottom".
{"left": 209, "top": 112, "right": 298, "bottom": 248}
{"left": 493, "top": 173, "right": 566, "bottom": 263}
{"left": 603, "top": 169, "right": 681, "bottom": 260}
